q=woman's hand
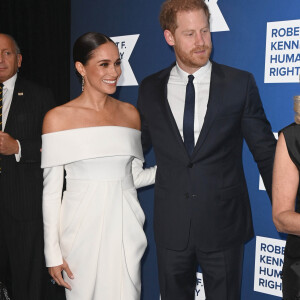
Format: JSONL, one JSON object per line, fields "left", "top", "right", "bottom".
{"left": 49, "top": 259, "right": 74, "bottom": 290}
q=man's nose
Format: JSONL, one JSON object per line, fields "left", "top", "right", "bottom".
{"left": 195, "top": 33, "right": 205, "bottom": 46}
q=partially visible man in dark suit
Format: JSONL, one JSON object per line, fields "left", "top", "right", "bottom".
{"left": 137, "top": 0, "right": 277, "bottom": 299}
{"left": 0, "top": 33, "right": 56, "bottom": 300}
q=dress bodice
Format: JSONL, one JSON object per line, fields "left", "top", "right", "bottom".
{"left": 64, "top": 156, "right": 133, "bottom": 181}
{"left": 41, "top": 126, "right": 144, "bottom": 169}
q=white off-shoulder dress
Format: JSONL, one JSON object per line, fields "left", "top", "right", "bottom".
{"left": 41, "top": 126, "right": 156, "bottom": 300}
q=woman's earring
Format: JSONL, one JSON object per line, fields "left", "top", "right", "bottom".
{"left": 82, "top": 76, "right": 85, "bottom": 92}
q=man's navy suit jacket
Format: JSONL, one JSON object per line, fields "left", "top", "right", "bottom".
{"left": 137, "top": 61, "right": 277, "bottom": 252}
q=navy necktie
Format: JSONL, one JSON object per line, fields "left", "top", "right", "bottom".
{"left": 183, "top": 75, "right": 195, "bottom": 156}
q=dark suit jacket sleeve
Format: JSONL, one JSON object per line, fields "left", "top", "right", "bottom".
{"left": 241, "top": 73, "right": 276, "bottom": 200}
{"left": 137, "top": 81, "right": 152, "bottom": 153}
{"left": 19, "top": 87, "right": 56, "bottom": 164}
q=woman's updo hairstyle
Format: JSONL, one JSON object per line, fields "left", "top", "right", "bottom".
{"left": 73, "top": 32, "right": 115, "bottom": 78}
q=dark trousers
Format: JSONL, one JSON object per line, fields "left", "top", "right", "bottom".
{"left": 156, "top": 226, "right": 244, "bottom": 300}
{"left": 0, "top": 211, "right": 65, "bottom": 300}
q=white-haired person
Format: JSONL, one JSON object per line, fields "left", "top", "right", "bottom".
{"left": 273, "top": 95, "right": 300, "bottom": 300}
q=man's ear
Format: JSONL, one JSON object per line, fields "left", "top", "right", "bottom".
{"left": 17, "top": 54, "right": 22, "bottom": 68}
{"left": 164, "top": 30, "right": 175, "bottom": 46}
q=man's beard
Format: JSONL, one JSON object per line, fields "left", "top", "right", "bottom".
{"left": 174, "top": 45, "right": 212, "bottom": 69}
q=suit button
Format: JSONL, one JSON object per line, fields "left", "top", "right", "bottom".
{"left": 191, "top": 194, "right": 197, "bottom": 199}
{"left": 187, "top": 163, "right": 193, "bottom": 168}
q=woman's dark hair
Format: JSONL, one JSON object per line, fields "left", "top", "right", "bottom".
{"left": 73, "top": 32, "right": 115, "bottom": 77}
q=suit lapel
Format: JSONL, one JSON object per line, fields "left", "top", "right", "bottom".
{"left": 192, "top": 62, "right": 225, "bottom": 159}
{"left": 5, "top": 77, "right": 24, "bottom": 132}
{"left": 158, "top": 63, "right": 190, "bottom": 158}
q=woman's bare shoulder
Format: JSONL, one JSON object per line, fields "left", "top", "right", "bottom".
{"left": 43, "top": 102, "right": 77, "bottom": 134}
{"left": 116, "top": 99, "right": 141, "bottom": 130}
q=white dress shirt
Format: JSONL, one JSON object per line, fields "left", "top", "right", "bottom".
{"left": 167, "top": 61, "right": 212, "bottom": 145}
{"left": 2, "top": 73, "right": 21, "bottom": 161}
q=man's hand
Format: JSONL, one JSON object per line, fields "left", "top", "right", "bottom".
{"left": 0, "top": 131, "right": 19, "bottom": 155}
{"left": 48, "top": 259, "right": 74, "bottom": 290}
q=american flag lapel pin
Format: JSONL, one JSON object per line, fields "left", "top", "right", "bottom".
{"left": 18, "top": 92, "right": 23, "bottom": 96}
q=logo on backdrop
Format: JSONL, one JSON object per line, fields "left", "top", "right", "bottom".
{"left": 264, "top": 19, "right": 300, "bottom": 83}
{"left": 254, "top": 236, "right": 285, "bottom": 298}
{"left": 195, "top": 272, "right": 206, "bottom": 299}
{"left": 160, "top": 272, "right": 206, "bottom": 300}
{"left": 110, "top": 34, "right": 139, "bottom": 86}
{"left": 204, "top": 0, "right": 229, "bottom": 32}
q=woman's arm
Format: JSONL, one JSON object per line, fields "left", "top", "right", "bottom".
{"left": 272, "top": 132, "right": 300, "bottom": 234}
{"left": 43, "top": 166, "right": 74, "bottom": 289}
{"left": 43, "top": 166, "right": 64, "bottom": 266}
{"left": 132, "top": 158, "right": 156, "bottom": 189}
{"left": 122, "top": 102, "right": 157, "bottom": 188}
{"left": 42, "top": 108, "right": 74, "bottom": 289}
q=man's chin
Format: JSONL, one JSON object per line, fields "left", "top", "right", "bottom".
{"left": 189, "top": 59, "right": 209, "bottom": 69}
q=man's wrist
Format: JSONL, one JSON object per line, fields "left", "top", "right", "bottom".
{"left": 15, "top": 140, "right": 21, "bottom": 162}
{"left": 15, "top": 139, "right": 20, "bottom": 154}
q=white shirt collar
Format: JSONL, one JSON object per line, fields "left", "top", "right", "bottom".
{"left": 175, "top": 60, "right": 212, "bottom": 83}
{"left": 3, "top": 73, "right": 17, "bottom": 90}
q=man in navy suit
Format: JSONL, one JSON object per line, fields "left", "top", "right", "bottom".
{"left": 137, "top": 1, "right": 276, "bottom": 299}
{"left": 0, "top": 33, "right": 58, "bottom": 300}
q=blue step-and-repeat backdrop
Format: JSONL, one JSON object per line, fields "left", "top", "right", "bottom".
{"left": 71, "top": 1, "right": 300, "bottom": 299}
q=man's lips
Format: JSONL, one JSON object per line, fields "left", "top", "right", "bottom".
{"left": 192, "top": 47, "right": 207, "bottom": 54}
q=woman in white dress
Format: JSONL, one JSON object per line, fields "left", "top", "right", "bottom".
{"left": 41, "top": 32, "right": 156, "bottom": 300}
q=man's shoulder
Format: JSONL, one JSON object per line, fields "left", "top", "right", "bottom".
{"left": 140, "top": 63, "right": 175, "bottom": 86}
{"left": 212, "top": 61, "right": 252, "bottom": 79}
{"left": 16, "top": 76, "right": 51, "bottom": 93}
{"left": 14, "top": 77, "right": 55, "bottom": 107}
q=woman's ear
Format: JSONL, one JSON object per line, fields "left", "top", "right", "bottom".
{"left": 75, "top": 61, "right": 85, "bottom": 77}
